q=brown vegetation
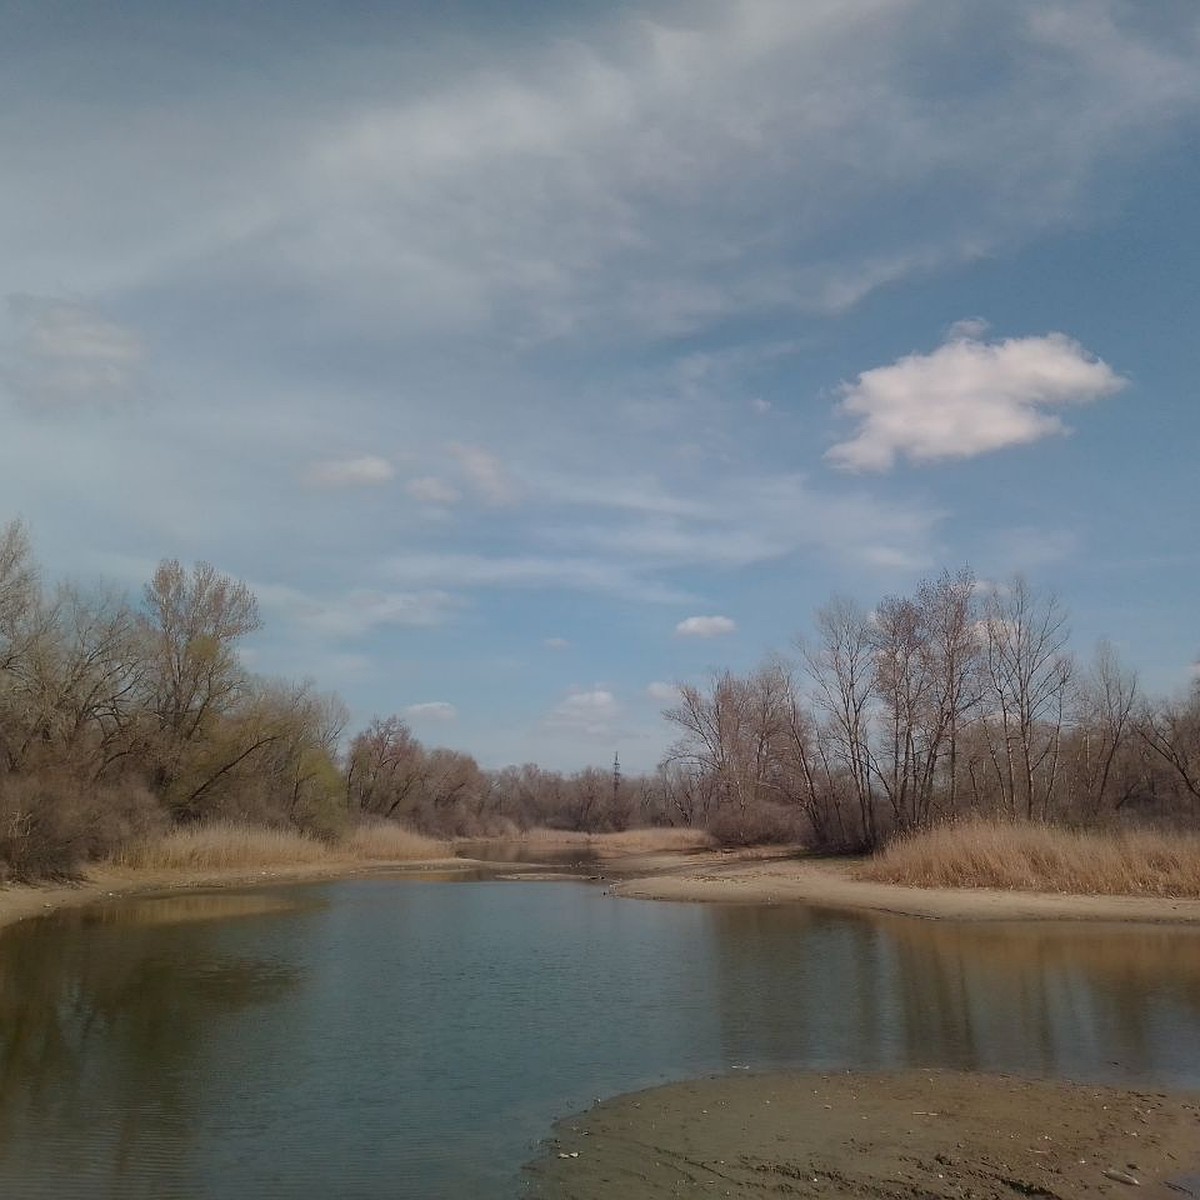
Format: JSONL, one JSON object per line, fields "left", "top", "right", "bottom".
{"left": 857, "top": 818, "right": 1200, "bottom": 897}
{"left": 113, "top": 822, "right": 333, "bottom": 871}
{"left": 3, "top": 516, "right": 1199, "bottom": 884}
{"left": 661, "top": 568, "right": 1200, "bottom": 852}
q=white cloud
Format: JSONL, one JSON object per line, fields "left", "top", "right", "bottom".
{"left": 306, "top": 455, "right": 396, "bottom": 488}
{"left": 675, "top": 615, "right": 737, "bottom": 638}
{"left": 544, "top": 636, "right": 570, "bottom": 650}
{"left": 450, "top": 444, "right": 519, "bottom": 506}
{"left": 827, "top": 329, "right": 1127, "bottom": 471}
{"left": 403, "top": 701, "right": 458, "bottom": 722}
{"left": 2, "top": 296, "right": 146, "bottom": 409}
{"left": 406, "top": 475, "right": 461, "bottom": 506}
{"left": 544, "top": 687, "right": 621, "bottom": 739}
{"left": 646, "top": 680, "right": 680, "bottom": 702}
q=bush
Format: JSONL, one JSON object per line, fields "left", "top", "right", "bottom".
{"left": 0, "top": 776, "right": 163, "bottom": 883}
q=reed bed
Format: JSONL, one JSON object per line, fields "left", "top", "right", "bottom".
{"left": 857, "top": 819, "right": 1200, "bottom": 898}
{"left": 343, "top": 822, "right": 451, "bottom": 860}
{"left": 115, "top": 822, "right": 332, "bottom": 870}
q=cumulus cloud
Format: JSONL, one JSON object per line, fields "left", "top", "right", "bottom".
{"left": 403, "top": 701, "right": 458, "bottom": 722}
{"left": 2, "top": 296, "right": 146, "bottom": 409}
{"left": 646, "top": 681, "right": 680, "bottom": 702}
{"left": 827, "top": 329, "right": 1127, "bottom": 471}
{"left": 450, "top": 444, "right": 519, "bottom": 506}
{"left": 675, "top": 615, "right": 737, "bottom": 638}
{"left": 306, "top": 455, "right": 395, "bottom": 488}
{"left": 544, "top": 688, "right": 620, "bottom": 738}
{"left": 406, "top": 475, "right": 461, "bottom": 506}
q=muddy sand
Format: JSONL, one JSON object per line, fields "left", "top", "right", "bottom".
{"left": 526, "top": 1069, "right": 1200, "bottom": 1199}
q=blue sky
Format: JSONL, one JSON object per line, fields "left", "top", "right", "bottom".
{"left": 2, "top": 0, "right": 1198, "bottom": 771}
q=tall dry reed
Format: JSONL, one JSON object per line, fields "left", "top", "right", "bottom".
{"left": 857, "top": 819, "right": 1200, "bottom": 897}
{"left": 115, "top": 822, "right": 331, "bottom": 871}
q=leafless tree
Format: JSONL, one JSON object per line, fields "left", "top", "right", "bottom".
{"left": 979, "top": 577, "right": 1074, "bottom": 819}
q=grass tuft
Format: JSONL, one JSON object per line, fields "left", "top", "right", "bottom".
{"left": 856, "top": 819, "right": 1200, "bottom": 898}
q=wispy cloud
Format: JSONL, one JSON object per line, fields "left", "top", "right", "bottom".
{"left": 403, "top": 701, "right": 458, "bottom": 722}
{"left": 675, "top": 615, "right": 736, "bottom": 638}
{"left": 2, "top": 296, "right": 146, "bottom": 409}
{"left": 305, "top": 455, "right": 396, "bottom": 488}
{"left": 254, "top": 582, "right": 459, "bottom": 638}
{"left": 450, "top": 444, "right": 520, "bottom": 506}
{"left": 406, "top": 475, "right": 461, "bottom": 506}
{"left": 827, "top": 328, "right": 1127, "bottom": 471}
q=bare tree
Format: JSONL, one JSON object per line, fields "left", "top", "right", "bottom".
{"left": 979, "top": 577, "right": 1074, "bottom": 819}
{"left": 1137, "top": 682, "right": 1200, "bottom": 811}
{"left": 803, "top": 597, "right": 878, "bottom": 847}
{"left": 1070, "top": 640, "right": 1139, "bottom": 817}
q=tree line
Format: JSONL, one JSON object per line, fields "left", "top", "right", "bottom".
{"left": 659, "top": 569, "right": 1200, "bottom": 848}
{"left": 2, "top": 519, "right": 1197, "bottom": 878}
{"left": 0, "top": 521, "right": 656, "bottom": 879}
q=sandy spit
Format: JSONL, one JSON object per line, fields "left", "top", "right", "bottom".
{"left": 612, "top": 856, "right": 1200, "bottom": 924}
{"left": 525, "top": 1069, "right": 1200, "bottom": 1200}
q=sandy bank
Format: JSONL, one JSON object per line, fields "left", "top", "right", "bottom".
{"left": 0, "top": 856, "right": 477, "bottom": 933}
{"left": 8, "top": 842, "right": 1200, "bottom": 933}
{"left": 526, "top": 1069, "right": 1200, "bottom": 1199}
{"left": 613, "top": 855, "right": 1200, "bottom": 924}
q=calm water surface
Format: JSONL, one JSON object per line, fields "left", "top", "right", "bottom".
{"left": 2, "top": 878, "right": 1200, "bottom": 1198}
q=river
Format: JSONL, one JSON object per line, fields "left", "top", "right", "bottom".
{"left": 2, "top": 875, "right": 1199, "bottom": 1197}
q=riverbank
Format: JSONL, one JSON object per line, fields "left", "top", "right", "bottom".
{"left": 525, "top": 1069, "right": 1200, "bottom": 1199}
{"left": 7, "top": 836, "right": 1200, "bottom": 934}
{"left": 0, "top": 827, "right": 717, "bottom": 933}
{"left": 613, "top": 854, "right": 1200, "bottom": 923}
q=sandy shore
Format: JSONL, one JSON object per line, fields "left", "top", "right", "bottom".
{"left": 0, "top": 856, "right": 477, "bottom": 933}
{"left": 526, "top": 1069, "right": 1200, "bottom": 1199}
{"left": 6, "top": 842, "right": 1200, "bottom": 933}
{"left": 612, "top": 855, "right": 1200, "bottom": 924}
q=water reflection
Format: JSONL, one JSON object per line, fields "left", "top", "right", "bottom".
{"left": 0, "top": 899, "right": 303, "bottom": 1198}
{"left": 2, "top": 881, "right": 1200, "bottom": 1199}
{"left": 706, "top": 907, "right": 1200, "bottom": 1086}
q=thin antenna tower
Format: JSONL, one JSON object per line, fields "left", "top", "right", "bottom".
{"left": 612, "top": 750, "right": 621, "bottom": 804}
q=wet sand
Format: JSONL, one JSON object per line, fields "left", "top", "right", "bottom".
{"left": 526, "top": 1070, "right": 1200, "bottom": 1199}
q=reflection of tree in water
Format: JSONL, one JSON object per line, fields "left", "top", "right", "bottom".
{"left": 705, "top": 906, "right": 1200, "bottom": 1086}
{"left": 0, "top": 908, "right": 300, "bottom": 1197}
{"left": 704, "top": 906, "right": 902, "bottom": 1068}
{"left": 881, "top": 918, "right": 1200, "bottom": 1084}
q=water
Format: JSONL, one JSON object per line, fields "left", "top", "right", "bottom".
{"left": 2, "top": 878, "right": 1199, "bottom": 1198}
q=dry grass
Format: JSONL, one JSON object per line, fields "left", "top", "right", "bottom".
{"left": 344, "top": 822, "right": 451, "bottom": 861}
{"left": 857, "top": 819, "right": 1200, "bottom": 898}
{"left": 115, "top": 822, "right": 332, "bottom": 871}
{"left": 517, "top": 827, "right": 716, "bottom": 855}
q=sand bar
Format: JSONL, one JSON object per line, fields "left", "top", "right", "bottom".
{"left": 526, "top": 1069, "right": 1200, "bottom": 1199}
{"left": 611, "top": 855, "right": 1200, "bottom": 924}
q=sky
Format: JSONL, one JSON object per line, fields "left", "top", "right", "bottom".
{"left": 2, "top": 0, "right": 1198, "bottom": 772}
